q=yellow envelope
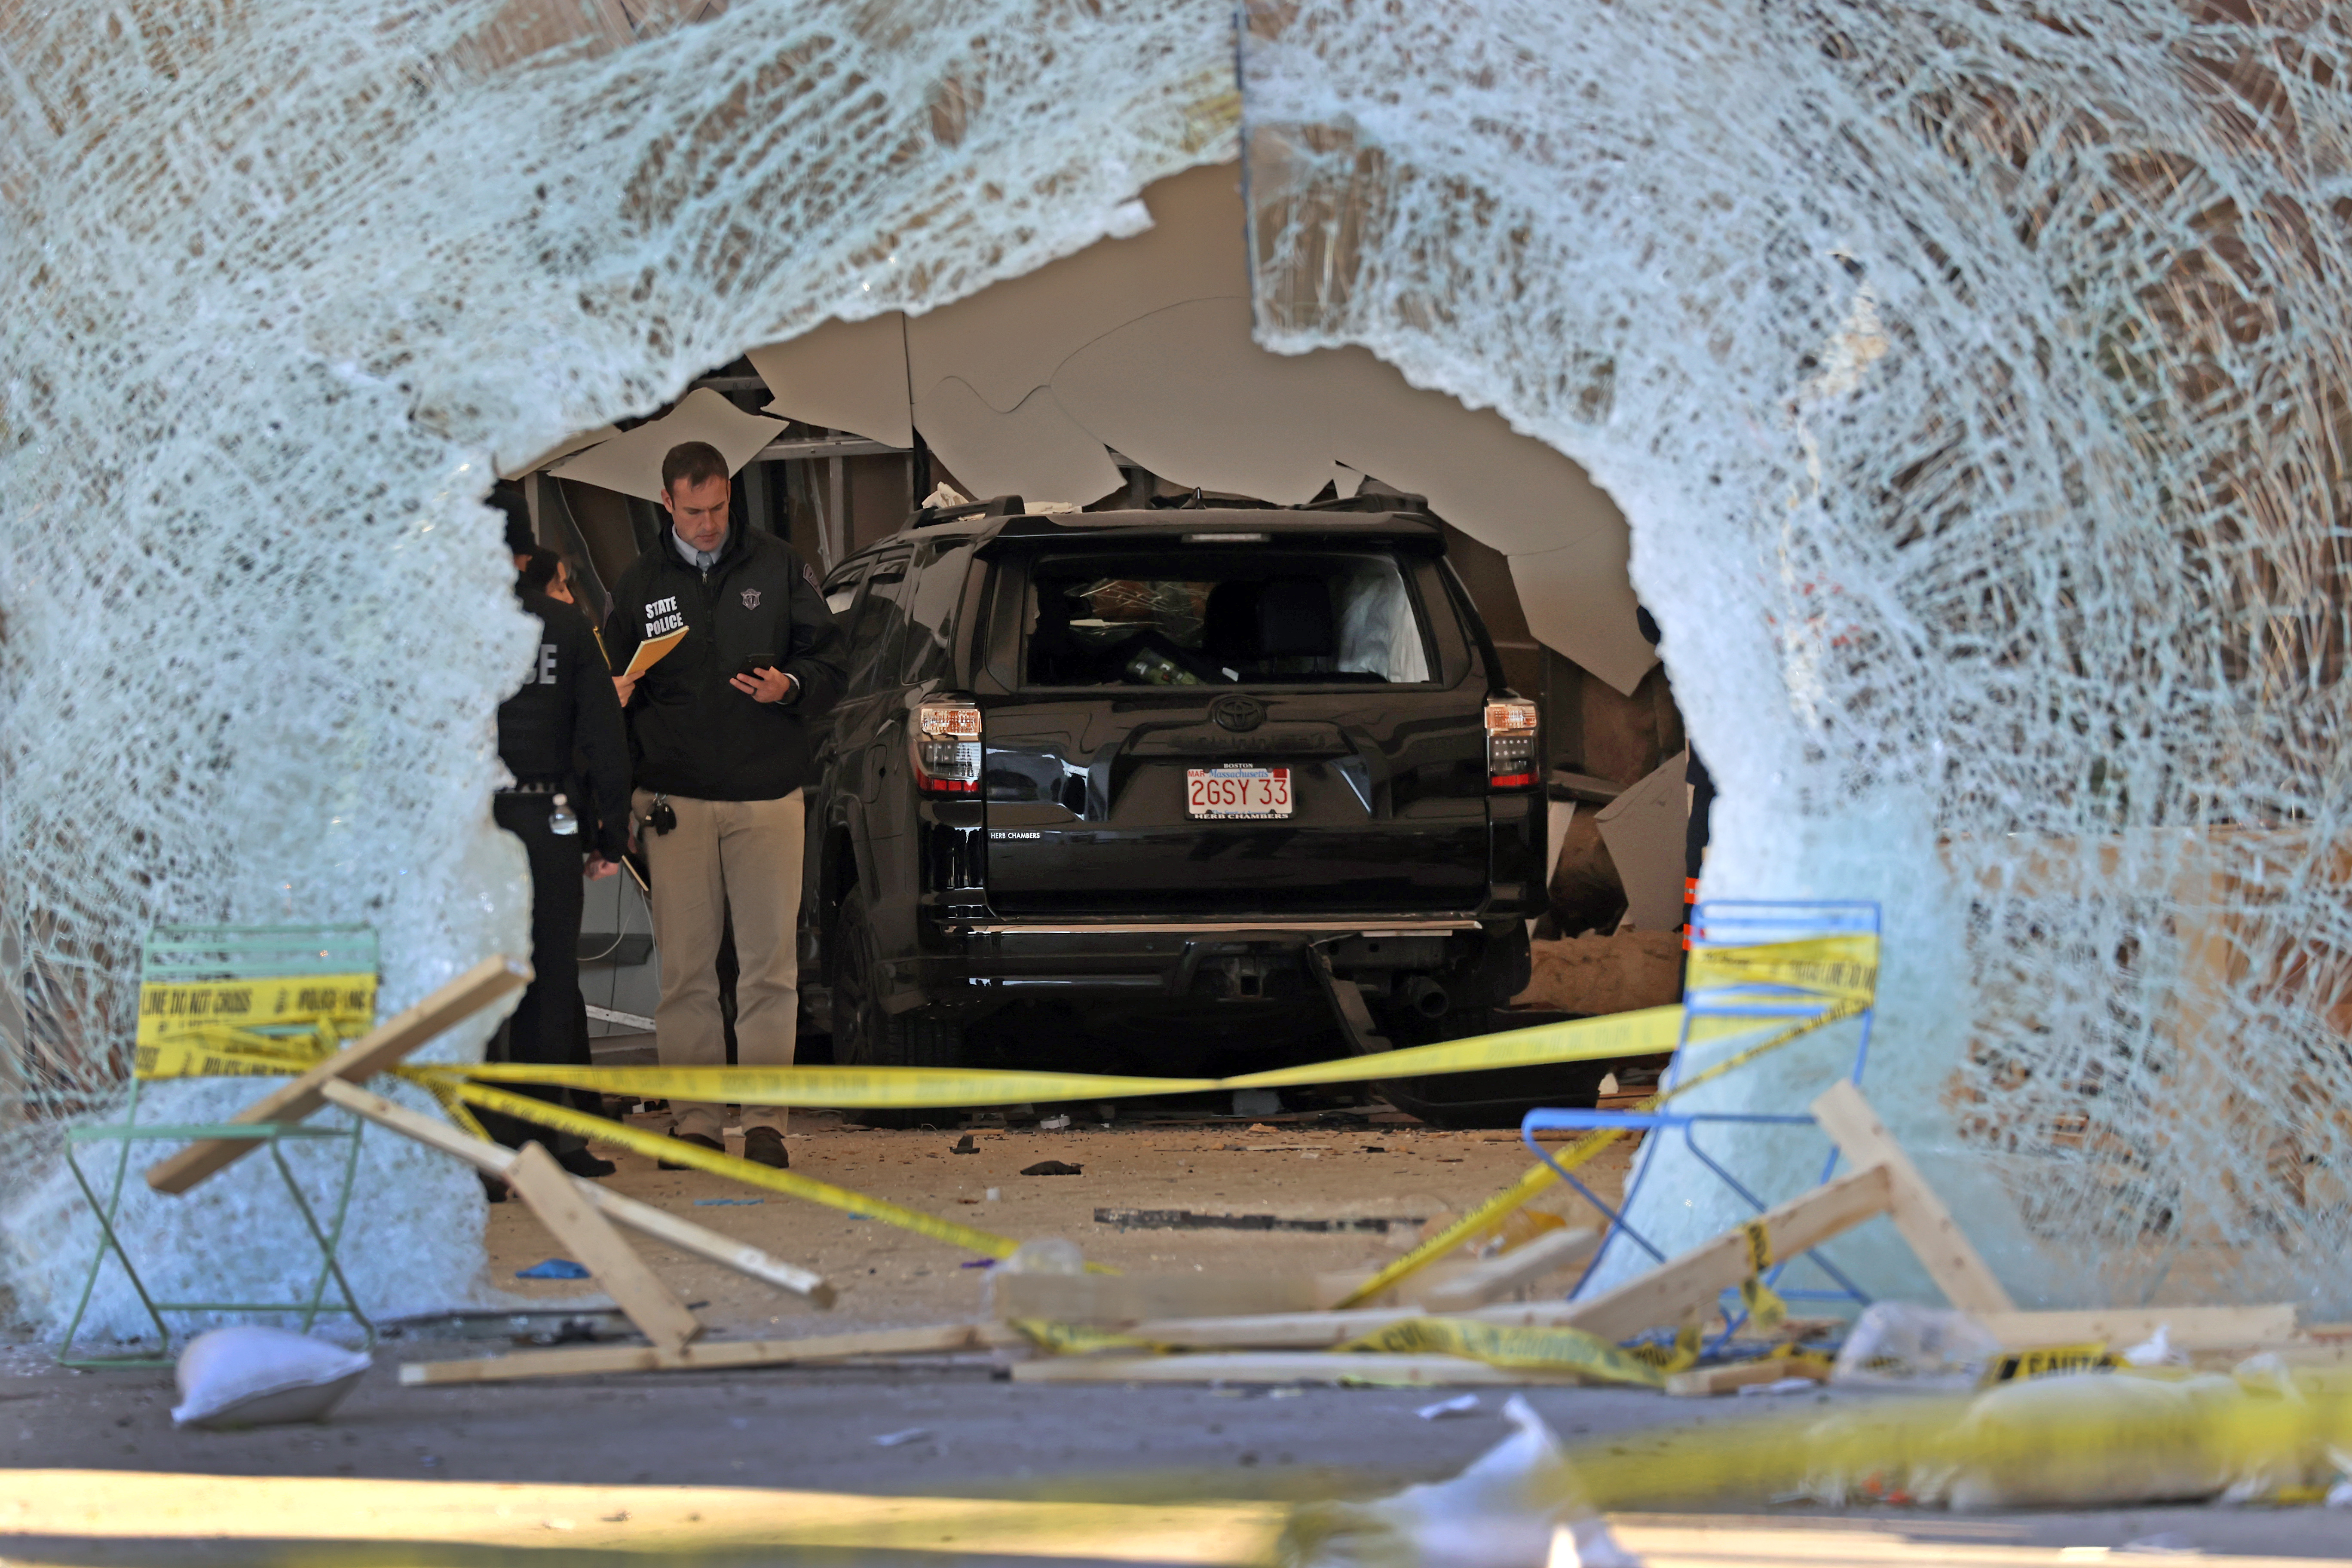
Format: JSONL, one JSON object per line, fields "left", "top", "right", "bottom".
{"left": 621, "top": 625, "right": 687, "bottom": 679}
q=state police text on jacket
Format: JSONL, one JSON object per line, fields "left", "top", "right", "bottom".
{"left": 604, "top": 526, "right": 847, "bottom": 802}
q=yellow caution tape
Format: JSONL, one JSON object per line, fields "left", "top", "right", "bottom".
{"left": 451, "top": 1063, "right": 1223, "bottom": 1107}
{"left": 1338, "top": 1316, "right": 1673, "bottom": 1388}
{"left": 136, "top": 973, "right": 375, "bottom": 1047}
{"left": 432, "top": 1004, "right": 1699, "bottom": 1108}
{"left": 415, "top": 1073, "right": 496, "bottom": 1145}
{"left": 1009, "top": 1319, "right": 1166, "bottom": 1357}
{"left": 134, "top": 1039, "right": 314, "bottom": 1080}
{"left": 1554, "top": 1383, "right": 2352, "bottom": 1514}
{"left": 135, "top": 1020, "right": 341, "bottom": 1079}
{"left": 1685, "top": 935, "right": 1877, "bottom": 1002}
{"left": 432, "top": 1076, "right": 1043, "bottom": 1264}
{"left": 1984, "top": 1342, "right": 2122, "bottom": 1384}
{"left": 131, "top": 938, "right": 1859, "bottom": 1104}
{"left": 1225, "top": 1005, "right": 1692, "bottom": 1090}
{"left": 1623, "top": 1320, "right": 1704, "bottom": 1376}
{"left": 1736, "top": 1219, "right": 1789, "bottom": 1331}
{"left": 1334, "top": 996, "right": 1871, "bottom": 1307}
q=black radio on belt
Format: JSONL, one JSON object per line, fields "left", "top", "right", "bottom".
{"left": 645, "top": 794, "right": 677, "bottom": 836}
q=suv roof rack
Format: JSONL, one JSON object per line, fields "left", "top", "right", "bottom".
{"left": 910, "top": 494, "right": 1025, "bottom": 529}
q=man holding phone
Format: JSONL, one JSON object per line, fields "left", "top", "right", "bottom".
{"left": 604, "top": 441, "right": 846, "bottom": 1168}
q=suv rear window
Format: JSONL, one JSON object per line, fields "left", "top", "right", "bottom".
{"left": 1023, "top": 548, "right": 1433, "bottom": 687}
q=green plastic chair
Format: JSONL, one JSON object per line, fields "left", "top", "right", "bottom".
{"left": 57, "top": 925, "right": 380, "bottom": 1369}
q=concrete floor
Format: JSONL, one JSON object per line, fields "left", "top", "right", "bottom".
{"left": 5, "top": 1118, "right": 2349, "bottom": 1564}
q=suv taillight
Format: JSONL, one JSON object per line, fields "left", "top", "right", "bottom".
{"left": 1485, "top": 697, "right": 1539, "bottom": 789}
{"left": 913, "top": 696, "right": 982, "bottom": 796}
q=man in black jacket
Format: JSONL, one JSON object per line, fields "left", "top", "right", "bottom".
{"left": 604, "top": 441, "right": 846, "bottom": 1169}
{"left": 490, "top": 503, "right": 632, "bottom": 1177}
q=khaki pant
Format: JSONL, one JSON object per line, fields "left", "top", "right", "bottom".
{"left": 634, "top": 788, "right": 805, "bottom": 1140}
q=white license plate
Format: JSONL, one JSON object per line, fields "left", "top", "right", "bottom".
{"left": 1187, "top": 766, "right": 1292, "bottom": 820}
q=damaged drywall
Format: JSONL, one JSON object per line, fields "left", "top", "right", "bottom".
{"left": 750, "top": 163, "right": 1660, "bottom": 694}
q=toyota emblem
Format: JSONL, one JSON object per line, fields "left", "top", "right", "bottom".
{"left": 1210, "top": 694, "right": 1266, "bottom": 732}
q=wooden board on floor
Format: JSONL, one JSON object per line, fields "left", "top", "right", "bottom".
{"left": 400, "top": 1323, "right": 985, "bottom": 1386}
{"left": 146, "top": 954, "right": 531, "bottom": 1194}
{"left": 1973, "top": 1304, "right": 2299, "bottom": 1351}
{"left": 1119, "top": 1289, "right": 1758, "bottom": 1353}
{"left": 1810, "top": 1081, "right": 2016, "bottom": 1314}
{"left": 989, "top": 1264, "right": 1474, "bottom": 1326}
{"left": 1422, "top": 1226, "right": 1600, "bottom": 1312}
{"left": 1559, "top": 1165, "right": 1893, "bottom": 1344}
{"left": 318, "top": 1079, "right": 833, "bottom": 1306}
{"left": 1008, "top": 1352, "right": 1592, "bottom": 1387}
{"left": 503, "top": 1142, "right": 701, "bottom": 1355}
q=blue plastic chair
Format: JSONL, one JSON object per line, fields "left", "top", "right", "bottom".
{"left": 1520, "top": 899, "right": 1881, "bottom": 1349}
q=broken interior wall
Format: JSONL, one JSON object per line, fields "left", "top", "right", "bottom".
{"left": 1245, "top": 3, "right": 2352, "bottom": 1314}
{"left": 0, "top": 0, "right": 1239, "bottom": 1337}
{"left": 750, "top": 162, "right": 1661, "bottom": 696}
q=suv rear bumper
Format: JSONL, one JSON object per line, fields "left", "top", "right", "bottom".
{"left": 876, "top": 916, "right": 1522, "bottom": 1014}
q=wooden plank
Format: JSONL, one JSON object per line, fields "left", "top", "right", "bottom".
{"left": 503, "top": 1142, "right": 701, "bottom": 1355}
{"left": 1121, "top": 1292, "right": 1703, "bottom": 1353}
{"left": 146, "top": 955, "right": 531, "bottom": 1194}
{"left": 318, "top": 1080, "right": 833, "bottom": 1306}
{"left": 1421, "top": 1226, "right": 1601, "bottom": 1312}
{"left": 1559, "top": 1165, "right": 1893, "bottom": 1344}
{"left": 1973, "top": 1304, "right": 2299, "bottom": 1352}
{"left": 1009, "top": 1352, "right": 1590, "bottom": 1387}
{"left": 1810, "top": 1081, "right": 2016, "bottom": 1314}
{"left": 582, "top": 1186, "right": 835, "bottom": 1309}
{"left": 991, "top": 1264, "right": 1473, "bottom": 1326}
{"left": 399, "top": 1323, "right": 982, "bottom": 1386}
{"left": 1664, "top": 1357, "right": 1831, "bottom": 1397}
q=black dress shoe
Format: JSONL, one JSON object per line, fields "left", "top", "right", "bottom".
{"left": 558, "top": 1148, "right": 617, "bottom": 1178}
{"left": 657, "top": 1130, "right": 725, "bottom": 1170}
{"left": 743, "top": 1127, "right": 790, "bottom": 1169}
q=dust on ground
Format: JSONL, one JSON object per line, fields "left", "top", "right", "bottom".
{"left": 486, "top": 1112, "right": 1638, "bottom": 1336}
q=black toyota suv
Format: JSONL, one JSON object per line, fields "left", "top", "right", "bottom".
{"left": 798, "top": 495, "right": 1561, "bottom": 1123}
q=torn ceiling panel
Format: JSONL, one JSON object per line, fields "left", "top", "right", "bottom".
{"left": 747, "top": 314, "right": 913, "bottom": 448}
{"left": 861, "top": 161, "right": 1650, "bottom": 687}
{"left": 1507, "top": 536, "right": 1652, "bottom": 711}
{"left": 546, "top": 388, "right": 785, "bottom": 500}
{"left": 1052, "top": 297, "right": 1339, "bottom": 506}
{"left": 904, "top": 163, "right": 1248, "bottom": 412}
{"left": 497, "top": 423, "right": 619, "bottom": 481}
{"left": 1318, "top": 351, "right": 1605, "bottom": 555}
{"left": 912, "top": 378, "right": 1124, "bottom": 507}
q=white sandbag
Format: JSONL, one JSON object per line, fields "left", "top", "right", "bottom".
{"left": 171, "top": 1326, "right": 371, "bottom": 1429}
{"left": 1283, "top": 1394, "right": 1632, "bottom": 1568}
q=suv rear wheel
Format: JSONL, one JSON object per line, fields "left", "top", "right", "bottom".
{"left": 832, "top": 887, "right": 964, "bottom": 1126}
